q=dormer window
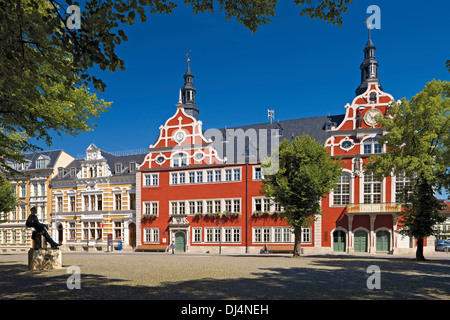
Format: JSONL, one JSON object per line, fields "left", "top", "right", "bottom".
{"left": 36, "top": 159, "right": 46, "bottom": 169}
{"left": 129, "top": 162, "right": 136, "bottom": 173}
{"left": 70, "top": 167, "right": 76, "bottom": 177}
{"left": 172, "top": 152, "right": 188, "bottom": 167}
{"left": 58, "top": 168, "right": 64, "bottom": 178}
{"left": 115, "top": 163, "right": 122, "bottom": 174}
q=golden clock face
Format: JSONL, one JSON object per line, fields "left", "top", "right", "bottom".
{"left": 364, "top": 108, "right": 382, "bottom": 127}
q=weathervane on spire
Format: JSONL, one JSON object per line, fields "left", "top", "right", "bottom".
{"left": 186, "top": 50, "right": 191, "bottom": 63}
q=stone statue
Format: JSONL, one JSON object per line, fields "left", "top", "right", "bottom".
{"left": 25, "top": 207, "right": 61, "bottom": 249}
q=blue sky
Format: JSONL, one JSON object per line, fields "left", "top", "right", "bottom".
{"left": 45, "top": 0, "right": 449, "bottom": 196}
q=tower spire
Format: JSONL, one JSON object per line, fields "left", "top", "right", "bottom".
{"left": 355, "top": 24, "right": 382, "bottom": 96}
{"left": 179, "top": 52, "right": 199, "bottom": 119}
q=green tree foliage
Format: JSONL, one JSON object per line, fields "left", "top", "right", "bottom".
{"left": 365, "top": 79, "right": 450, "bottom": 260}
{"left": 261, "top": 134, "right": 343, "bottom": 257}
{"left": 0, "top": 0, "right": 352, "bottom": 176}
{"left": 0, "top": 176, "right": 17, "bottom": 222}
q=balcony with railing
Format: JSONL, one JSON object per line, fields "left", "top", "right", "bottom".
{"left": 346, "top": 203, "right": 402, "bottom": 214}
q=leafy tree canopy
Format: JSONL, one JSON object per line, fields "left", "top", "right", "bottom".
{"left": 262, "top": 134, "right": 343, "bottom": 257}
{"left": 0, "top": 0, "right": 352, "bottom": 175}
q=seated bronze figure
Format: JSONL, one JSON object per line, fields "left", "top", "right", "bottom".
{"left": 25, "top": 207, "right": 61, "bottom": 249}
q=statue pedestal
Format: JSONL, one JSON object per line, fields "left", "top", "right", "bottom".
{"left": 28, "top": 248, "right": 62, "bottom": 271}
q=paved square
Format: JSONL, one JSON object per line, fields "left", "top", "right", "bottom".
{"left": 0, "top": 252, "right": 449, "bottom": 300}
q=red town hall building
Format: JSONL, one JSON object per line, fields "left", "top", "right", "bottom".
{"left": 136, "top": 33, "right": 434, "bottom": 255}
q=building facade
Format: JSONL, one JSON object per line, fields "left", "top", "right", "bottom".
{"left": 136, "top": 33, "right": 435, "bottom": 255}
{"left": 50, "top": 144, "right": 146, "bottom": 251}
{"left": 0, "top": 150, "right": 74, "bottom": 253}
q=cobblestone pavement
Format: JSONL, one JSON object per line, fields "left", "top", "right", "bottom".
{"left": 0, "top": 251, "right": 449, "bottom": 300}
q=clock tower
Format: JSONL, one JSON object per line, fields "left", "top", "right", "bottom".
{"left": 355, "top": 26, "right": 382, "bottom": 96}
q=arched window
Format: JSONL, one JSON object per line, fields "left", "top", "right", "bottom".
{"left": 333, "top": 174, "right": 351, "bottom": 205}
{"left": 363, "top": 138, "right": 382, "bottom": 154}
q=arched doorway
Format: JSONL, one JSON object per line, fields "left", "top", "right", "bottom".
{"left": 354, "top": 230, "right": 368, "bottom": 252}
{"left": 175, "top": 232, "right": 186, "bottom": 252}
{"left": 57, "top": 223, "right": 63, "bottom": 244}
{"left": 333, "top": 230, "right": 346, "bottom": 252}
{"left": 129, "top": 223, "right": 136, "bottom": 248}
{"left": 376, "top": 230, "right": 390, "bottom": 252}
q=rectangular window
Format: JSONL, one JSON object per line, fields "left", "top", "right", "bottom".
{"left": 254, "top": 167, "right": 262, "bottom": 180}
{"left": 115, "top": 194, "right": 122, "bottom": 210}
{"left": 196, "top": 201, "right": 203, "bottom": 214}
{"left": 115, "top": 163, "right": 122, "bottom": 174}
{"left": 274, "top": 228, "right": 282, "bottom": 242}
{"left": 179, "top": 172, "right": 185, "bottom": 184}
{"left": 129, "top": 193, "right": 136, "bottom": 210}
{"left": 302, "top": 227, "right": 311, "bottom": 243}
{"left": 70, "top": 196, "right": 76, "bottom": 212}
{"left": 207, "top": 170, "right": 213, "bottom": 182}
{"left": 233, "top": 228, "right": 241, "bottom": 243}
{"left": 145, "top": 228, "right": 159, "bottom": 243}
{"left": 152, "top": 174, "right": 158, "bottom": 186}
{"left": 145, "top": 202, "right": 151, "bottom": 215}
{"left": 145, "top": 174, "right": 152, "bottom": 186}
{"left": 283, "top": 228, "right": 292, "bottom": 243}
{"left": 206, "top": 228, "right": 213, "bottom": 242}
{"left": 171, "top": 202, "right": 178, "bottom": 215}
{"left": 152, "top": 202, "right": 158, "bottom": 215}
{"left": 193, "top": 228, "right": 202, "bottom": 243}
{"left": 129, "top": 162, "right": 136, "bottom": 173}
{"left": 196, "top": 171, "right": 203, "bottom": 183}
{"left": 234, "top": 199, "right": 240, "bottom": 213}
{"left": 97, "top": 195, "right": 102, "bottom": 211}
{"left": 254, "top": 198, "right": 262, "bottom": 212}
{"left": 189, "top": 172, "right": 195, "bottom": 183}
{"left": 225, "top": 169, "right": 232, "bottom": 181}
{"left": 114, "top": 221, "right": 122, "bottom": 240}
{"left": 233, "top": 168, "right": 241, "bottom": 181}
{"left": 70, "top": 167, "right": 76, "bottom": 177}
{"left": 215, "top": 170, "right": 221, "bottom": 182}
{"left": 69, "top": 222, "right": 76, "bottom": 240}
{"left": 363, "top": 174, "right": 381, "bottom": 204}
{"left": 333, "top": 174, "right": 350, "bottom": 206}
{"left": 20, "top": 185, "right": 26, "bottom": 198}
{"left": 189, "top": 201, "right": 195, "bottom": 214}
{"left": 171, "top": 173, "right": 178, "bottom": 185}
{"left": 179, "top": 202, "right": 185, "bottom": 215}
{"left": 214, "top": 200, "right": 221, "bottom": 213}
{"left": 206, "top": 201, "right": 213, "bottom": 214}
{"left": 57, "top": 197, "right": 63, "bottom": 212}
{"left": 225, "top": 200, "right": 232, "bottom": 212}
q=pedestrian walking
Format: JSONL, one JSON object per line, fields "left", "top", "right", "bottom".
{"left": 171, "top": 241, "right": 175, "bottom": 254}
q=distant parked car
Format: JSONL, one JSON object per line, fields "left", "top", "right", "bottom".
{"left": 435, "top": 240, "right": 450, "bottom": 252}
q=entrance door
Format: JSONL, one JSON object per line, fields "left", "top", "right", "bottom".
{"left": 129, "top": 223, "right": 136, "bottom": 248}
{"left": 354, "top": 230, "right": 368, "bottom": 252}
{"left": 376, "top": 230, "right": 390, "bottom": 252}
{"left": 333, "top": 230, "right": 346, "bottom": 252}
{"left": 57, "top": 224, "right": 63, "bottom": 244}
{"left": 175, "top": 232, "right": 186, "bottom": 252}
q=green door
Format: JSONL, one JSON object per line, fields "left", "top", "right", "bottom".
{"left": 333, "top": 230, "right": 346, "bottom": 252}
{"left": 175, "top": 232, "right": 186, "bottom": 252}
{"left": 376, "top": 230, "right": 390, "bottom": 252}
{"left": 354, "top": 230, "right": 368, "bottom": 252}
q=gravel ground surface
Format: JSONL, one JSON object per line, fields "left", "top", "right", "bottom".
{"left": 0, "top": 251, "right": 449, "bottom": 300}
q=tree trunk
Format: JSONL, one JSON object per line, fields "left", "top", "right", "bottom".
{"left": 416, "top": 238, "right": 425, "bottom": 261}
{"left": 293, "top": 228, "right": 302, "bottom": 258}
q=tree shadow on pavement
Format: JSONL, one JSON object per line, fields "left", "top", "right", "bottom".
{"left": 0, "top": 256, "right": 448, "bottom": 300}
